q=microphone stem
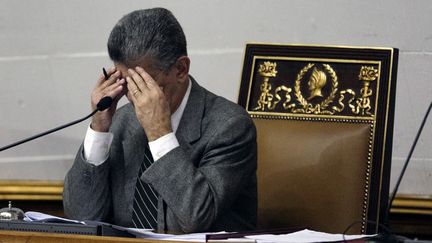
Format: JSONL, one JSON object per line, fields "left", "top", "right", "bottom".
{"left": 387, "top": 101, "right": 432, "bottom": 221}
{"left": 0, "top": 109, "right": 98, "bottom": 152}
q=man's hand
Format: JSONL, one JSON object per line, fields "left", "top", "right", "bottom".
{"left": 126, "top": 67, "right": 172, "bottom": 141}
{"left": 91, "top": 67, "right": 126, "bottom": 132}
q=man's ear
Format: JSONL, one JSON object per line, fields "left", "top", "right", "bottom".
{"left": 175, "top": 56, "right": 190, "bottom": 83}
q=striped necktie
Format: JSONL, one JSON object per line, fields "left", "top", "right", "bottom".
{"left": 131, "top": 147, "right": 158, "bottom": 229}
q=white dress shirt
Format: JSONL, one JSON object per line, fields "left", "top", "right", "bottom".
{"left": 83, "top": 79, "right": 191, "bottom": 166}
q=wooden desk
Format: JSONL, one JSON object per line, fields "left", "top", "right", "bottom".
{"left": 0, "top": 230, "right": 187, "bottom": 243}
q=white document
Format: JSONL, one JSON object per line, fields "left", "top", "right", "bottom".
{"left": 24, "top": 211, "right": 86, "bottom": 225}
{"left": 111, "top": 226, "right": 172, "bottom": 239}
{"left": 245, "top": 229, "right": 375, "bottom": 243}
{"left": 112, "top": 226, "right": 228, "bottom": 242}
{"left": 162, "top": 231, "right": 228, "bottom": 241}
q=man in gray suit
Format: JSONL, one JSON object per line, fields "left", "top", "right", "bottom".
{"left": 63, "top": 8, "right": 257, "bottom": 233}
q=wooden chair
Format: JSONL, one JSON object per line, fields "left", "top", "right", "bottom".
{"left": 238, "top": 43, "right": 398, "bottom": 234}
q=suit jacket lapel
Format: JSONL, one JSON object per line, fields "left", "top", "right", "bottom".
{"left": 176, "top": 77, "right": 204, "bottom": 145}
{"left": 122, "top": 107, "right": 148, "bottom": 191}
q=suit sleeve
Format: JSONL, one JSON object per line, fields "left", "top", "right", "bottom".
{"left": 63, "top": 106, "right": 133, "bottom": 222}
{"left": 63, "top": 145, "right": 113, "bottom": 222}
{"left": 142, "top": 115, "right": 257, "bottom": 233}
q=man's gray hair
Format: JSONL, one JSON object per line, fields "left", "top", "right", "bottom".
{"left": 107, "top": 8, "right": 187, "bottom": 71}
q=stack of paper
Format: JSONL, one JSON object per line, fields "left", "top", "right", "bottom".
{"left": 23, "top": 212, "right": 375, "bottom": 242}
{"left": 244, "top": 229, "right": 375, "bottom": 242}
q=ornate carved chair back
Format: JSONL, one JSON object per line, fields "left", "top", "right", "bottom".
{"left": 238, "top": 43, "right": 398, "bottom": 234}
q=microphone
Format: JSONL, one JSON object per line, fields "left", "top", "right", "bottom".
{"left": 96, "top": 96, "right": 114, "bottom": 111}
{"left": 0, "top": 97, "right": 113, "bottom": 152}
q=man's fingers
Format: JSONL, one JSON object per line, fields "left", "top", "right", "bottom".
{"left": 128, "top": 68, "right": 148, "bottom": 92}
{"left": 95, "top": 70, "right": 121, "bottom": 92}
{"left": 94, "top": 78, "right": 125, "bottom": 105}
{"left": 135, "top": 66, "right": 158, "bottom": 88}
{"left": 107, "top": 79, "right": 125, "bottom": 99}
{"left": 126, "top": 76, "right": 138, "bottom": 92}
{"left": 96, "top": 67, "right": 117, "bottom": 85}
{"left": 113, "top": 79, "right": 127, "bottom": 102}
{"left": 102, "top": 66, "right": 117, "bottom": 80}
{"left": 126, "top": 76, "right": 140, "bottom": 103}
{"left": 107, "top": 66, "right": 117, "bottom": 76}
{"left": 100, "top": 70, "right": 121, "bottom": 89}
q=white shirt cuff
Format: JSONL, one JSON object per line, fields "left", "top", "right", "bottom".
{"left": 83, "top": 124, "right": 113, "bottom": 166}
{"left": 148, "top": 132, "right": 179, "bottom": 161}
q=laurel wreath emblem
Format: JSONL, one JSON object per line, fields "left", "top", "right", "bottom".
{"left": 293, "top": 63, "right": 338, "bottom": 114}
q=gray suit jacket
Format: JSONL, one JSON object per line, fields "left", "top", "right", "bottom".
{"left": 63, "top": 78, "right": 257, "bottom": 233}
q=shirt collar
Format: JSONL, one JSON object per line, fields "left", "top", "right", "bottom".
{"left": 171, "top": 78, "right": 191, "bottom": 133}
